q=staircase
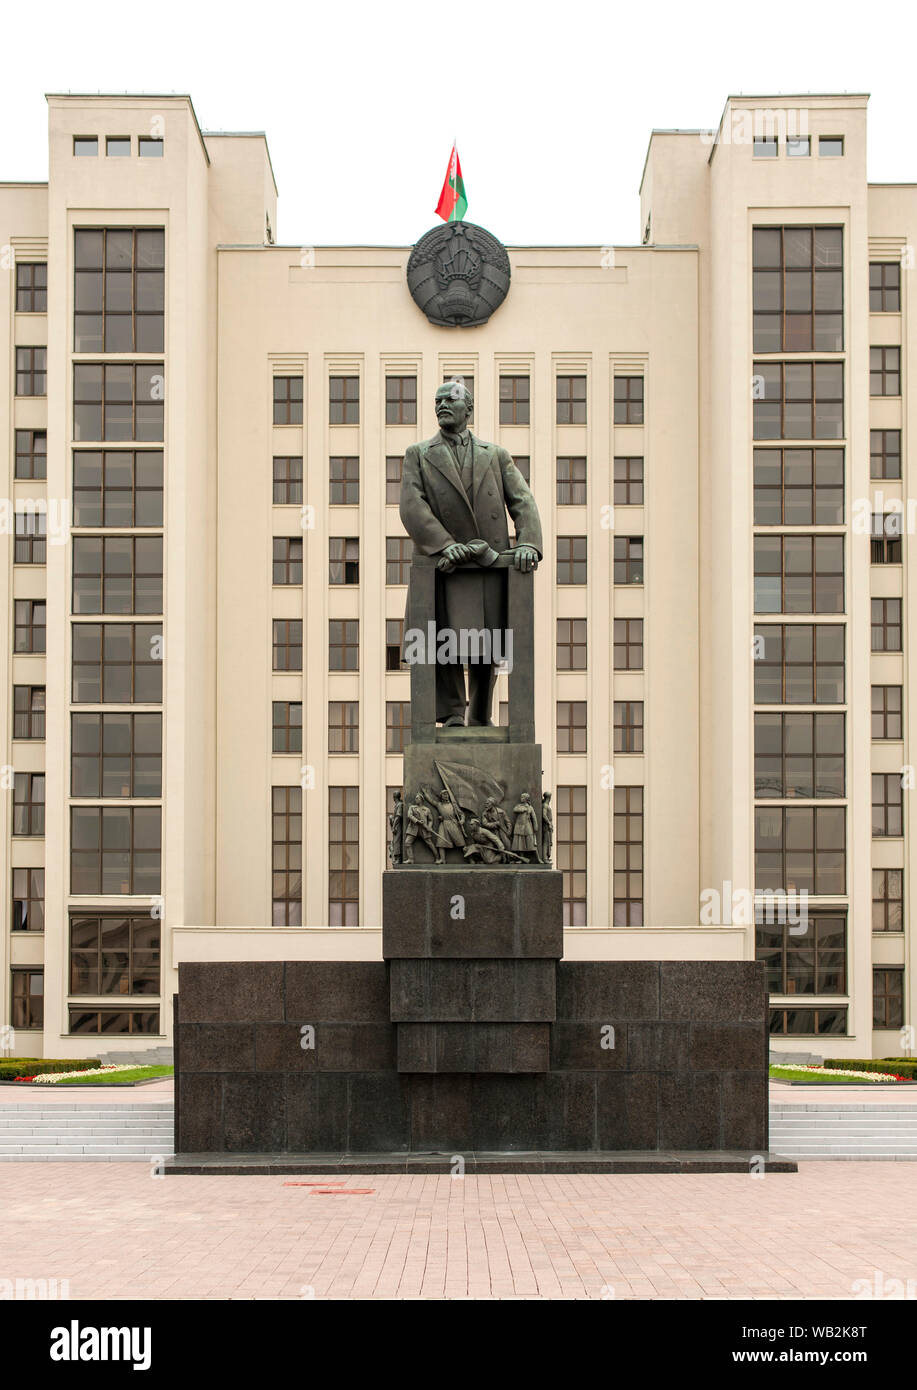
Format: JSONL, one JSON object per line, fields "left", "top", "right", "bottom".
{"left": 770, "top": 1102, "right": 917, "bottom": 1159}
{"left": 0, "top": 1102, "right": 173, "bottom": 1162}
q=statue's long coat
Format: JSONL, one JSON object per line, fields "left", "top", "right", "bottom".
{"left": 399, "top": 431, "right": 543, "bottom": 635}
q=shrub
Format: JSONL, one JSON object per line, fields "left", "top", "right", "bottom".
{"left": 0, "top": 1058, "right": 101, "bottom": 1080}
{"left": 824, "top": 1057, "right": 917, "bottom": 1080}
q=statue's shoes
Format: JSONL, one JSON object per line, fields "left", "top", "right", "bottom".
{"left": 441, "top": 715, "right": 465, "bottom": 727}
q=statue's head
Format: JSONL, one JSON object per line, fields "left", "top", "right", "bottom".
{"left": 520, "top": 791, "right": 531, "bottom": 802}
{"left": 414, "top": 793, "right": 423, "bottom": 804}
{"left": 468, "top": 817, "right": 480, "bottom": 832}
{"left": 483, "top": 797, "right": 495, "bottom": 810}
{"left": 435, "top": 379, "right": 473, "bottom": 432}
{"left": 393, "top": 790, "right": 401, "bottom": 802}
{"left": 543, "top": 791, "right": 551, "bottom": 802}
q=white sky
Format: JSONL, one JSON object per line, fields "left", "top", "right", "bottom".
{"left": 2, "top": 0, "right": 914, "bottom": 247}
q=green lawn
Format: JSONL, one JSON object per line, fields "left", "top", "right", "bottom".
{"left": 769, "top": 1065, "right": 899, "bottom": 1084}
{"left": 54, "top": 1065, "right": 174, "bottom": 1086}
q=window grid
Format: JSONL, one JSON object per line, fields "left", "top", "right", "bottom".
{"left": 329, "top": 456, "right": 360, "bottom": 505}
{"left": 273, "top": 537, "right": 303, "bottom": 586}
{"left": 869, "top": 263, "right": 901, "bottom": 313}
{"left": 15, "top": 430, "right": 47, "bottom": 480}
{"left": 386, "top": 537, "right": 414, "bottom": 585}
{"left": 752, "top": 226, "right": 844, "bottom": 352}
{"left": 386, "top": 701, "right": 411, "bottom": 753}
{"left": 556, "top": 700, "right": 587, "bottom": 754}
{"left": 330, "top": 376, "right": 360, "bottom": 425}
{"left": 870, "top": 347, "right": 900, "bottom": 397}
{"left": 753, "top": 624, "right": 845, "bottom": 704}
{"left": 73, "top": 363, "right": 164, "bottom": 442}
{"left": 13, "top": 774, "right": 45, "bottom": 836}
{"left": 73, "top": 228, "right": 164, "bottom": 353}
{"left": 556, "top": 618, "right": 587, "bottom": 670}
{"left": 16, "top": 262, "right": 47, "bottom": 312}
{"left": 614, "top": 376, "right": 644, "bottom": 424}
{"left": 70, "top": 712, "right": 162, "bottom": 798}
{"left": 870, "top": 430, "right": 901, "bottom": 480}
{"left": 14, "top": 601, "right": 46, "bottom": 654}
{"left": 273, "top": 456, "right": 303, "bottom": 504}
{"left": 873, "top": 869, "right": 903, "bottom": 933}
{"left": 329, "top": 786, "right": 359, "bottom": 926}
{"left": 556, "top": 785, "right": 586, "bottom": 926}
{"left": 499, "top": 375, "right": 530, "bottom": 425}
{"left": 272, "top": 701, "right": 303, "bottom": 754}
{"left": 614, "top": 701, "right": 644, "bottom": 753}
{"left": 73, "top": 450, "right": 164, "bottom": 527}
{"left": 556, "top": 536, "right": 587, "bottom": 585}
{"left": 272, "top": 787, "right": 302, "bottom": 925}
{"left": 614, "top": 536, "right": 644, "bottom": 585}
{"left": 385, "top": 376, "right": 417, "bottom": 425}
{"left": 614, "top": 786, "right": 644, "bottom": 925}
{"left": 69, "top": 914, "right": 160, "bottom": 996}
{"left": 871, "top": 598, "right": 902, "bottom": 652}
{"left": 873, "top": 969, "right": 904, "bottom": 1029}
{"left": 272, "top": 619, "right": 303, "bottom": 671}
{"left": 752, "top": 447, "right": 844, "bottom": 524}
{"left": 69, "top": 806, "right": 161, "bottom": 895}
{"left": 71, "top": 623, "right": 162, "bottom": 703}
{"left": 872, "top": 773, "right": 903, "bottom": 837}
{"left": 556, "top": 456, "right": 587, "bottom": 505}
{"left": 15, "top": 347, "right": 47, "bottom": 396}
{"left": 613, "top": 618, "right": 643, "bottom": 670}
{"left": 329, "top": 701, "right": 359, "bottom": 754}
{"left": 13, "top": 686, "right": 45, "bottom": 740}
{"left": 12, "top": 868, "right": 44, "bottom": 932}
{"left": 613, "top": 456, "right": 644, "bottom": 505}
{"left": 329, "top": 619, "right": 359, "bottom": 671}
{"left": 273, "top": 376, "right": 303, "bottom": 425}
{"left": 556, "top": 376, "right": 586, "bottom": 425}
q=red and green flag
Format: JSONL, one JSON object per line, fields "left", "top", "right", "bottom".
{"left": 435, "top": 144, "right": 467, "bottom": 223}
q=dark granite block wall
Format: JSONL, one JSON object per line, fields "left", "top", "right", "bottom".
{"left": 174, "top": 959, "right": 769, "bottom": 1155}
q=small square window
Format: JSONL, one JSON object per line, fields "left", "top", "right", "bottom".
{"left": 138, "top": 138, "right": 164, "bottom": 158}
{"left": 787, "top": 136, "right": 811, "bottom": 158}
{"left": 819, "top": 136, "right": 844, "bottom": 157}
{"left": 73, "top": 137, "right": 98, "bottom": 157}
{"left": 753, "top": 137, "right": 778, "bottom": 158}
{"left": 106, "top": 137, "right": 131, "bottom": 157}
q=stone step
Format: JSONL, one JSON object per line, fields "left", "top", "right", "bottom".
{"left": 0, "top": 1153, "right": 162, "bottom": 1162}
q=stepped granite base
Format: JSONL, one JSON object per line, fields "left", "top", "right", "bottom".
{"left": 170, "top": 869, "right": 792, "bottom": 1171}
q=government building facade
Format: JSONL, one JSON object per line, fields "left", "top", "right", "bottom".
{"left": 1, "top": 92, "right": 914, "bottom": 1062}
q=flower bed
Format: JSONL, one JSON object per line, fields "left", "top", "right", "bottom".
{"left": 771, "top": 1063, "right": 908, "bottom": 1082}
{"left": 13, "top": 1064, "right": 136, "bottom": 1084}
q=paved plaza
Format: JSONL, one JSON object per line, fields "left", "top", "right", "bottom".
{"left": 2, "top": 1159, "right": 916, "bottom": 1300}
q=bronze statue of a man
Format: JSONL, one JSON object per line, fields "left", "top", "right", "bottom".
{"left": 399, "top": 382, "right": 543, "bottom": 726}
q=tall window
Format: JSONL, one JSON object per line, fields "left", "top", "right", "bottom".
{"left": 613, "top": 536, "right": 644, "bottom": 585}
{"left": 272, "top": 787, "right": 302, "bottom": 925}
{"left": 556, "top": 785, "right": 586, "bottom": 926}
{"left": 499, "top": 375, "right": 530, "bottom": 424}
{"left": 329, "top": 537, "right": 359, "bottom": 584}
{"left": 753, "top": 713, "right": 844, "bottom": 798}
{"left": 756, "top": 913, "right": 846, "bottom": 994}
{"left": 329, "top": 456, "right": 360, "bottom": 504}
{"left": 73, "top": 363, "right": 164, "bottom": 441}
{"left": 273, "top": 376, "right": 303, "bottom": 424}
{"left": 273, "top": 456, "right": 303, "bottom": 504}
{"left": 752, "top": 448, "right": 844, "bottom": 524}
{"left": 753, "top": 536, "right": 844, "bottom": 613}
{"left": 869, "top": 262, "right": 901, "bottom": 312}
{"left": 385, "top": 619, "right": 405, "bottom": 671}
{"left": 755, "top": 806, "right": 845, "bottom": 894}
{"left": 386, "top": 701, "right": 411, "bottom": 753}
{"left": 70, "top": 712, "right": 162, "bottom": 797}
{"left": 13, "top": 774, "right": 45, "bottom": 836}
{"left": 272, "top": 619, "right": 303, "bottom": 671}
{"left": 556, "top": 618, "right": 587, "bottom": 670}
{"left": 871, "top": 598, "right": 901, "bottom": 652}
{"left": 329, "top": 619, "right": 359, "bottom": 670}
{"left": 73, "top": 450, "right": 163, "bottom": 526}
{"left": 556, "top": 376, "right": 586, "bottom": 424}
{"left": 753, "top": 362, "right": 844, "bottom": 440}
{"left": 614, "top": 456, "right": 644, "bottom": 505}
{"left": 15, "top": 347, "right": 46, "bottom": 396}
{"left": 329, "top": 786, "right": 359, "bottom": 926}
{"left": 329, "top": 375, "right": 360, "bottom": 424}
{"left": 613, "top": 376, "right": 644, "bottom": 424}
{"left": 13, "top": 868, "right": 44, "bottom": 932}
{"left": 15, "top": 430, "right": 47, "bottom": 480}
{"left": 613, "top": 786, "right": 643, "bottom": 925}
{"left": 14, "top": 511, "right": 46, "bottom": 565}
{"left": 871, "top": 514, "right": 902, "bottom": 565}
{"left": 614, "top": 701, "right": 644, "bottom": 753}
{"left": 71, "top": 623, "right": 162, "bottom": 702}
{"left": 753, "top": 625, "right": 844, "bottom": 703}
{"left": 73, "top": 228, "right": 164, "bottom": 352}
{"left": 752, "top": 226, "right": 844, "bottom": 352}
{"left": 873, "top": 870, "right": 903, "bottom": 933}
{"left": 70, "top": 806, "right": 161, "bottom": 894}
{"left": 872, "top": 774, "right": 903, "bottom": 837}
{"left": 873, "top": 969, "right": 904, "bottom": 1028}
{"left": 613, "top": 619, "right": 643, "bottom": 670}
{"left": 385, "top": 376, "right": 416, "bottom": 425}
{"left": 14, "top": 601, "right": 46, "bottom": 653}
{"left": 512, "top": 455, "right": 530, "bottom": 483}
{"left": 72, "top": 536, "right": 163, "bottom": 613}
{"left": 556, "top": 457, "right": 587, "bottom": 505}
{"left": 329, "top": 701, "right": 359, "bottom": 754}
{"left": 870, "top": 430, "right": 901, "bottom": 480}
{"left": 11, "top": 971, "right": 43, "bottom": 1029}
{"left": 272, "top": 701, "right": 302, "bottom": 754}
{"left": 69, "top": 915, "right": 160, "bottom": 995}
{"left": 386, "top": 537, "right": 413, "bottom": 585}
{"left": 556, "top": 536, "right": 587, "bottom": 585}
{"left": 386, "top": 455, "right": 403, "bottom": 505}
{"left": 556, "top": 700, "right": 587, "bottom": 754}
{"left": 16, "top": 262, "right": 47, "bottom": 312}
{"left": 872, "top": 686, "right": 903, "bottom": 741}
{"left": 870, "top": 347, "right": 900, "bottom": 397}
{"left": 272, "top": 537, "right": 303, "bottom": 585}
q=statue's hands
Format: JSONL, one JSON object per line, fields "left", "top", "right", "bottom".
{"left": 437, "top": 542, "right": 472, "bottom": 573}
{"left": 513, "top": 544, "right": 539, "bottom": 573}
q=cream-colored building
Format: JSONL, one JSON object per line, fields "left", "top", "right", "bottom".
{"left": 1, "top": 92, "right": 914, "bottom": 1061}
